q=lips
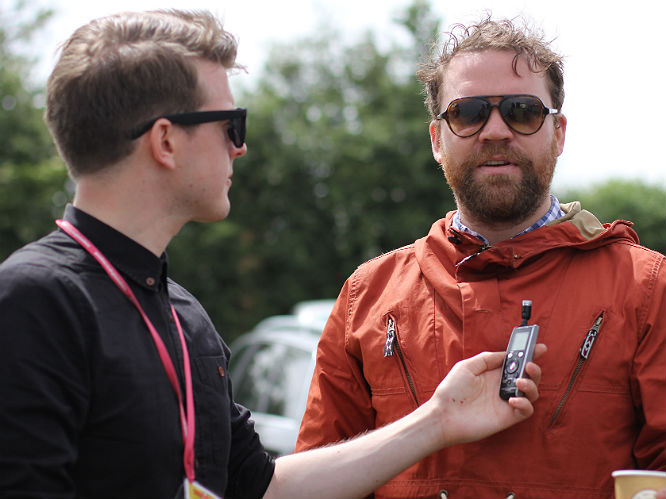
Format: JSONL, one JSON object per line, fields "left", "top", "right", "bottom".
{"left": 483, "top": 160, "right": 511, "bottom": 166}
{"left": 470, "top": 145, "right": 529, "bottom": 171}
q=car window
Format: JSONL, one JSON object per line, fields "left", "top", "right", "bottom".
{"left": 233, "top": 341, "right": 312, "bottom": 419}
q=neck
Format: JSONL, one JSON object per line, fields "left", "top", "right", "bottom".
{"left": 73, "top": 172, "right": 185, "bottom": 257}
{"left": 458, "top": 195, "right": 553, "bottom": 245}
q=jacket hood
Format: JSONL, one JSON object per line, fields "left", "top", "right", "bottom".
{"left": 414, "top": 201, "right": 640, "bottom": 284}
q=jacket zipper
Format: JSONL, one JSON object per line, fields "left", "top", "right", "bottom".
{"left": 384, "top": 316, "right": 419, "bottom": 405}
{"left": 455, "top": 244, "right": 491, "bottom": 267}
{"left": 549, "top": 314, "right": 604, "bottom": 426}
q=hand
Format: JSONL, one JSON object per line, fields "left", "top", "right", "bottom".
{"left": 429, "top": 345, "right": 546, "bottom": 447}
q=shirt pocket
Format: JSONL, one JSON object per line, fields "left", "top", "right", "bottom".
{"left": 545, "top": 310, "right": 632, "bottom": 430}
{"left": 193, "top": 355, "right": 231, "bottom": 467}
{"left": 361, "top": 305, "right": 441, "bottom": 428}
{"left": 381, "top": 313, "right": 420, "bottom": 408}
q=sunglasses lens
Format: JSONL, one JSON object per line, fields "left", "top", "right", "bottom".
{"left": 447, "top": 98, "right": 490, "bottom": 137}
{"left": 228, "top": 116, "right": 246, "bottom": 148}
{"left": 500, "top": 96, "right": 546, "bottom": 134}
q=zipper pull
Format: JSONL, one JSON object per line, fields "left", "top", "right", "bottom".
{"left": 384, "top": 317, "right": 395, "bottom": 357}
{"left": 580, "top": 314, "right": 604, "bottom": 359}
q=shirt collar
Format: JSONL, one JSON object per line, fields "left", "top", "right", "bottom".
{"left": 452, "top": 195, "right": 565, "bottom": 245}
{"left": 62, "top": 204, "right": 167, "bottom": 290}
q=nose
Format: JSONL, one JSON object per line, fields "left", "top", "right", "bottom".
{"left": 478, "top": 107, "right": 513, "bottom": 142}
{"left": 231, "top": 142, "right": 247, "bottom": 159}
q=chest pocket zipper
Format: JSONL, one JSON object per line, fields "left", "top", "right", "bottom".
{"left": 549, "top": 314, "right": 604, "bottom": 427}
{"left": 384, "top": 316, "right": 419, "bottom": 406}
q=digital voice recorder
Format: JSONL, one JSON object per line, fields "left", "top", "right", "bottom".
{"left": 499, "top": 300, "right": 539, "bottom": 401}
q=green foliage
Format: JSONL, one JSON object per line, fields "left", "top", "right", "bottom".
{"left": 168, "top": 1, "right": 453, "bottom": 341}
{"left": 0, "top": 1, "right": 69, "bottom": 261}
{"left": 2, "top": 0, "right": 664, "bottom": 344}
{"left": 0, "top": 1, "right": 54, "bottom": 164}
{"left": 558, "top": 180, "right": 666, "bottom": 254}
{"left": 0, "top": 157, "right": 71, "bottom": 258}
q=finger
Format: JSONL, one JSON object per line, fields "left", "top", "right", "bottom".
{"left": 515, "top": 377, "right": 539, "bottom": 402}
{"left": 524, "top": 361, "right": 542, "bottom": 386}
{"left": 533, "top": 343, "right": 548, "bottom": 360}
{"left": 468, "top": 346, "right": 546, "bottom": 375}
{"left": 508, "top": 396, "right": 534, "bottom": 419}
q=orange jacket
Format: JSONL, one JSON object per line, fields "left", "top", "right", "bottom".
{"left": 296, "top": 203, "right": 666, "bottom": 499}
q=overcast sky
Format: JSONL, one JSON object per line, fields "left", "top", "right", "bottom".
{"left": 26, "top": 0, "right": 666, "bottom": 191}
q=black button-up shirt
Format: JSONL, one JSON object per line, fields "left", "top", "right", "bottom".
{"left": 0, "top": 205, "right": 274, "bottom": 498}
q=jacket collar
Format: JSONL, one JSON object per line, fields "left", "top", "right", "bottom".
{"left": 414, "top": 202, "right": 639, "bottom": 283}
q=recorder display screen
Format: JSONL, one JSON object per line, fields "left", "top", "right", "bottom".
{"left": 509, "top": 330, "right": 529, "bottom": 351}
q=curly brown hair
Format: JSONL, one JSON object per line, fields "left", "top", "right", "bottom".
{"left": 417, "top": 16, "right": 564, "bottom": 119}
{"left": 45, "top": 9, "right": 241, "bottom": 177}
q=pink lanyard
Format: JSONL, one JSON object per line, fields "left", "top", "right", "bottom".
{"left": 56, "top": 219, "right": 196, "bottom": 482}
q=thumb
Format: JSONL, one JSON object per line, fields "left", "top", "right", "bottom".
{"left": 460, "top": 351, "right": 504, "bottom": 375}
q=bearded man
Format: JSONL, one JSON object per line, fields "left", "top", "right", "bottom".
{"left": 296, "top": 17, "right": 665, "bottom": 499}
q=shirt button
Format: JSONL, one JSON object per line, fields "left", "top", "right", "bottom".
{"left": 145, "top": 277, "right": 156, "bottom": 286}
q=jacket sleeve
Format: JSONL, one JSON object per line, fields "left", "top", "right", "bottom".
{"left": 631, "top": 253, "right": 666, "bottom": 470}
{"left": 295, "top": 276, "right": 376, "bottom": 451}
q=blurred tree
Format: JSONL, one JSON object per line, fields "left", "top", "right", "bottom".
{"left": 2, "top": 0, "right": 663, "bottom": 344}
{"left": 557, "top": 180, "right": 666, "bottom": 255}
{"left": 1, "top": 0, "right": 53, "bottom": 163}
{"left": 168, "top": 0, "right": 454, "bottom": 341}
{"left": 0, "top": 1, "right": 70, "bottom": 261}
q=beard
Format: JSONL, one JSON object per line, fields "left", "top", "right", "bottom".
{"left": 442, "top": 139, "right": 559, "bottom": 226}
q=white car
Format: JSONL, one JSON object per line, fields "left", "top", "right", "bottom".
{"left": 229, "top": 300, "right": 335, "bottom": 456}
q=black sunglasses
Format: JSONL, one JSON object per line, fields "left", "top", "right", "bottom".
{"left": 436, "top": 95, "right": 558, "bottom": 138}
{"left": 127, "top": 108, "right": 247, "bottom": 147}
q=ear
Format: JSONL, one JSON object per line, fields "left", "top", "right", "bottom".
{"left": 429, "top": 120, "right": 444, "bottom": 164}
{"left": 554, "top": 113, "right": 567, "bottom": 157}
{"left": 148, "top": 118, "right": 178, "bottom": 171}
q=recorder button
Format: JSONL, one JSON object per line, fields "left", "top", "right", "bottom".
{"left": 507, "top": 361, "right": 518, "bottom": 373}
